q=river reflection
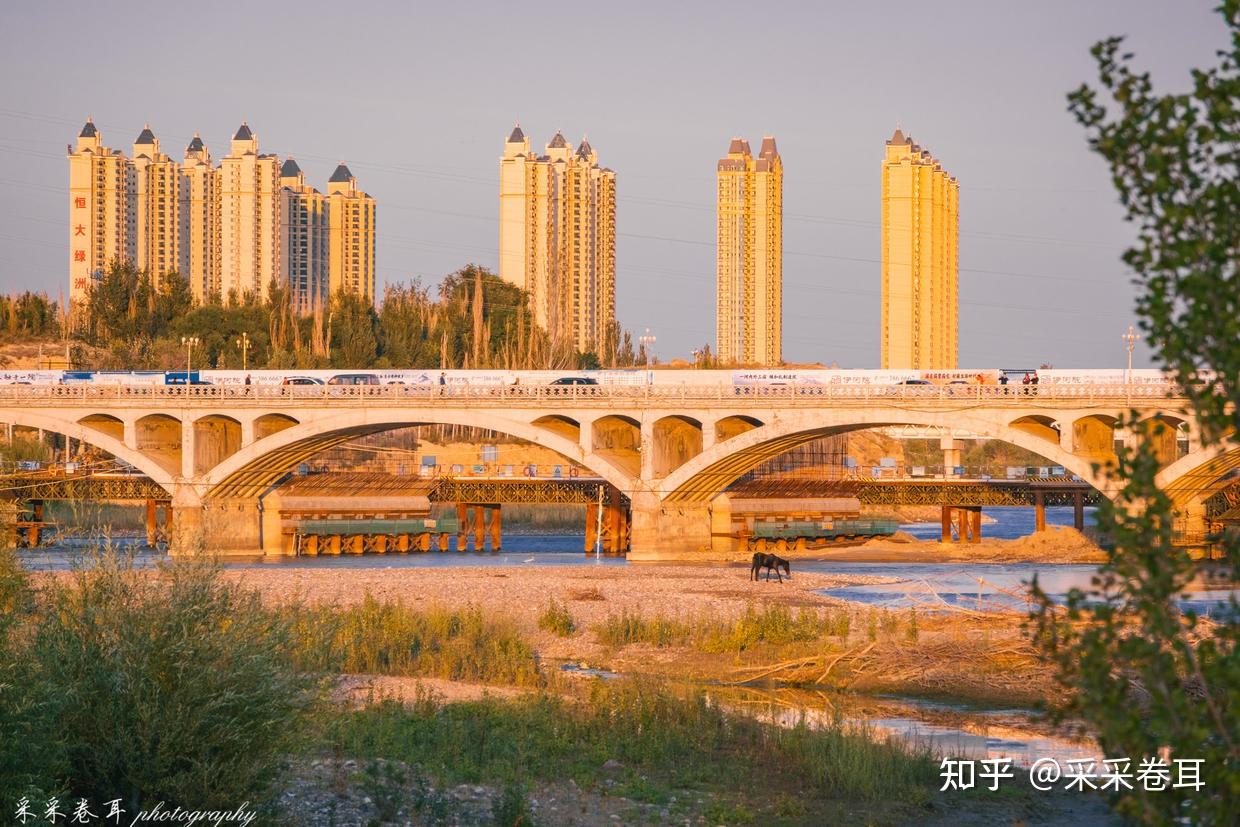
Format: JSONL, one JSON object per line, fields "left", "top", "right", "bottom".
{"left": 707, "top": 685, "right": 1100, "bottom": 767}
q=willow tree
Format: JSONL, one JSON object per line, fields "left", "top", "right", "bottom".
{"left": 1033, "top": 5, "right": 1239, "bottom": 824}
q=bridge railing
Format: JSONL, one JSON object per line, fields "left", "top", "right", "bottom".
{"left": 0, "top": 382, "right": 1184, "bottom": 407}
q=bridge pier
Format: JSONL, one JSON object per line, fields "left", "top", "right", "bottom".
{"left": 628, "top": 491, "right": 713, "bottom": 561}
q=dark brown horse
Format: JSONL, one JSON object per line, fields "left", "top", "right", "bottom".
{"left": 751, "top": 552, "right": 791, "bottom": 582}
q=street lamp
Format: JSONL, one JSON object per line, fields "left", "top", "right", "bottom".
{"left": 181, "top": 336, "right": 199, "bottom": 384}
{"left": 638, "top": 328, "right": 656, "bottom": 369}
{"left": 236, "top": 332, "right": 250, "bottom": 371}
{"left": 1122, "top": 324, "right": 1137, "bottom": 406}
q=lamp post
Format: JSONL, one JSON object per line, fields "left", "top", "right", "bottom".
{"left": 181, "top": 336, "right": 199, "bottom": 384}
{"left": 236, "top": 332, "right": 250, "bottom": 372}
{"left": 1122, "top": 324, "right": 1137, "bottom": 405}
{"left": 638, "top": 328, "right": 656, "bottom": 368}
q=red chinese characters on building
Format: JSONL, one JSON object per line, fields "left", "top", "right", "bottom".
{"left": 74, "top": 197, "right": 86, "bottom": 209}
{"left": 74, "top": 224, "right": 86, "bottom": 236}
{"left": 74, "top": 278, "right": 87, "bottom": 290}
{"left": 74, "top": 250, "right": 86, "bottom": 262}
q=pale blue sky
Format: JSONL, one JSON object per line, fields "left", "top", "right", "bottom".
{"left": 0, "top": 1, "right": 1227, "bottom": 367}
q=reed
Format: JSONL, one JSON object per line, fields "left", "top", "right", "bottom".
{"left": 537, "top": 598, "right": 577, "bottom": 637}
{"left": 284, "top": 596, "right": 543, "bottom": 687}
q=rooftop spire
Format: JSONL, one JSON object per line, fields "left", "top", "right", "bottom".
{"left": 79, "top": 117, "right": 98, "bottom": 139}
{"left": 234, "top": 121, "right": 253, "bottom": 141}
{"left": 507, "top": 122, "right": 525, "bottom": 143}
{"left": 135, "top": 124, "right": 156, "bottom": 145}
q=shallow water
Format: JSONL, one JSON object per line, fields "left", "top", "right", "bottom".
{"left": 704, "top": 686, "right": 1102, "bottom": 767}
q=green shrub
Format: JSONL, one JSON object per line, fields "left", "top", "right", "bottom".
{"left": 492, "top": 780, "right": 538, "bottom": 826}
{"left": 24, "top": 549, "right": 313, "bottom": 812}
{"left": 537, "top": 598, "right": 577, "bottom": 637}
{"left": 287, "top": 597, "right": 543, "bottom": 687}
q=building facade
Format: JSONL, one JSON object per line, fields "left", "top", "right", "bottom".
{"left": 218, "top": 123, "right": 281, "bottom": 302}
{"left": 180, "top": 133, "right": 219, "bottom": 303}
{"left": 880, "top": 129, "right": 959, "bottom": 369}
{"left": 716, "top": 136, "right": 782, "bottom": 366}
{"left": 278, "top": 158, "right": 330, "bottom": 314}
{"left": 326, "top": 163, "right": 376, "bottom": 302}
{"left": 67, "top": 119, "right": 135, "bottom": 305}
{"left": 499, "top": 125, "right": 616, "bottom": 354}
{"left": 67, "top": 119, "right": 375, "bottom": 316}
{"left": 131, "top": 126, "right": 187, "bottom": 288}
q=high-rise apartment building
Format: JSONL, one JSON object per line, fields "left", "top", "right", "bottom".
{"left": 67, "top": 118, "right": 376, "bottom": 314}
{"left": 131, "top": 125, "right": 187, "bottom": 287}
{"left": 326, "top": 163, "right": 376, "bottom": 302}
{"left": 180, "top": 133, "right": 219, "bottom": 303}
{"left": 880, "top": 129, "right": 959, "bottom": 369}
{"left": 218, "top": 122, "right": 281, "bottom": 302}
{"left": 279, "top": 158, "right": 330, "bottom": 314}
{"left": 716, "top": 136, "right": 782, "bottom": 366}
{"left": 67, "top": 119, "right": 135, "bottom": 305}
{"left": 499, "top": 125, "right": 616, "bottom": 353}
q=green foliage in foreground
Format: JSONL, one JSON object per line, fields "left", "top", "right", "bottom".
{"left": 284, "top": 595, "right": 544, "bottom": 687}
{"left": 1031, "top": 5, "right": 1240, "bottom": 824}
{"left": 0, "top": 549, "right": 315, "bottom": 815}
{"left": 315, "top": 680, "right": 939, "bottom": 811}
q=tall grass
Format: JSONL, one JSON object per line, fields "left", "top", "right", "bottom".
{"left": 315, "top": 679, "right": 939, "bottom": 810}
{"left": 285, "top": 596, "right": 543, "bottom": 687}
{"left": 0, "top": 547, "right": 314, "bottom": 813}
{"left": 595, "top": 604, "right": 862, "bottom": 653}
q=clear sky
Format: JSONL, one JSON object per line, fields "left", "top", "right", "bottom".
{"left": 0, "top": 1, "right": 1227, "bottom": 368}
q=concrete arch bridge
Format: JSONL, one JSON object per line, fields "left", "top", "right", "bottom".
{"left": 0, "top": 382, "right": 1226, "bottom": 559}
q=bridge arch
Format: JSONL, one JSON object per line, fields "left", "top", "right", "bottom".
{"left": 0, "top": 410, "right": 175, "bottom": 494}
{"left": 201, "top": 409, "right": 636, "bottom": 500}
{"left": 1155, "top": 441, "right": 1240, "bottom": 506}
{"left": 656, "top": 409, "right": 1110, "bottom": 503}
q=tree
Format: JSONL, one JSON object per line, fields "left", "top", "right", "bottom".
{"left": 577, "top": 351, "right": 601, "bottom": 371}
{"left": 330, "top": 290, "right": 379, "bottom": 368}
{"left": 1033, "top": 6, "right": 1239, "bottom": 824}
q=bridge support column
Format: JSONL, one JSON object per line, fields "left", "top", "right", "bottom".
{"left": 941, "top": 506, "right": 953, "bottom": 543}
{"left": 639, "top": 422, "right": 656, "bottom": 481}
{"left": 240, "top": 417, "right": 256, "bottom": 447}
{"left": 473, "top": 505, "right": 486, "bottom": 550}
{"left": 628, "top": 491, "right": 713, "bottom": 561}
{"left": 1073, "top": 491, "right": 1085, "bottom": 531}
{"left": 585, "top": 501, "right": 599, "bottom": 552}
{"left": 456, "top": 503, "right": 468, "bottom": 551}
{"left": 941, "top": 438, "right": 963, "bottom": 477}
{"left": 489, "top": 505, "right": 502, "bottom": 552}
{"left": 1034, "top": 490, "right": 1047, "bottom": 533}
{"left": 145, "top": 499, "right": 158, "bottom": 548}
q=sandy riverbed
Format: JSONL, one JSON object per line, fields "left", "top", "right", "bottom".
{"left": 224, "top": 563, "right": 877, "bottom": 625}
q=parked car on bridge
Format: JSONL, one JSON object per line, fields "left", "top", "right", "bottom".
{"left": 549, "top": 377, "right": 598, "bottom": 386}
{"left": 281, "top": 376, "right": 324, "bottom": 386}
{"left": 327, "top": 373, "right": 380, "bottom": 386}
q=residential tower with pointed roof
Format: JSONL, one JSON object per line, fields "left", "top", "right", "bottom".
{"left": 325, "top": 161, "right": 376, "bottom": 302}
{"left": 881, "top": 128, "right": 959, "bottom": 369}
{"left": 716, "top": 135, "right": 783, "bottom": 366}
{"left": 67, "top": 119, "right": 135, "bottom": 312}
{"left": 499, "top": 124, "right": 616, "bottom": 353}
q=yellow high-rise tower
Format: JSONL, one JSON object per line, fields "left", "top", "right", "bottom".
{"left": 131, "top": 125, "right": 186, "bottom": 287}
{"left": 716, "top": 136, "right": 782, "bottom": 366}
{"left": 279, "top": 158, "right": 330, "bottom": 314}
{"left": 67, "top": 118, "right": 135, "bottom": 309}
{"left": 499, "top": 125, "right": 616, "bottom": 354}
{"left": 180, "top": 133, "right": 219, "bottom": 303}
{"left": 880, "top": 129, "right": 959, "bottom": 369}
{"left": 218, "top": 122, "right": 281, "bottom": 302}
{"left": 326, "top": 162, "right": 376, "bottom": 303}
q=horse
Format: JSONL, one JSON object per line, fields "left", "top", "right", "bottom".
{"left": 750, "top": 552, "right": 791, "bottom": 583}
